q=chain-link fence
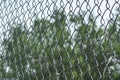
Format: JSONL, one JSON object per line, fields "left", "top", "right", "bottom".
{"left": 0, "top": 0, "right": 120, "bottom": 80}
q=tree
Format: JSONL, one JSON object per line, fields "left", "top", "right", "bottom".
{"left": 70, "top": 12, "right": 120, "bottom": 80}
{"left": 1, "top": 9, "right": 120, "bottom": 80}
{"left": 1, "top": 10, "right": 72, "bottom": 80}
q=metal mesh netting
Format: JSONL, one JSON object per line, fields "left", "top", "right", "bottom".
{"left": 0, "top": 0, "right": 120, "bottom": 80}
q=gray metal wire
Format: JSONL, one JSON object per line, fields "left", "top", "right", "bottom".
{"left": 0, "top": 0, "right": 120, "bottom": 80}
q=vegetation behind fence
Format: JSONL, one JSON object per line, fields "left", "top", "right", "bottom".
{"left": 0, "top": 0, "right": 120, "bottom": 80}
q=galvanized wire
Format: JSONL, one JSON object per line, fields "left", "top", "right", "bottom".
{"left": 0, "top": 0, "right": 120, "bottom": 80}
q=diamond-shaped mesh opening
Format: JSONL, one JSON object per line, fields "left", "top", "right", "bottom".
{"left": 0, "top": 0, "right": 120, "bottom": 80}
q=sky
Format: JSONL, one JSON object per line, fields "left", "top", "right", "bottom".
{"left": 0, "top": 0, "right": 120, "bottom": 26}
{"left": 0, "top": 0, "right": 120, "bottom": 40}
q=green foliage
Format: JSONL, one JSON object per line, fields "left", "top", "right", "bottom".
{"left": 1, "top": 9, "right": 120, "bottom": 80}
